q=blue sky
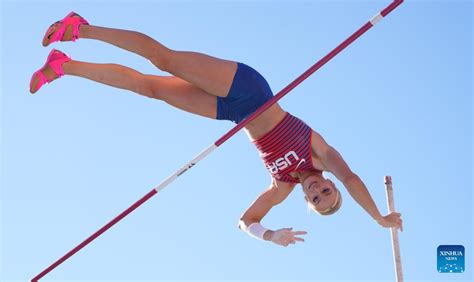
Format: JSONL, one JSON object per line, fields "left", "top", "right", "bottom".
{"left": 1, "top": 0, "right": 472, "bottom": 281}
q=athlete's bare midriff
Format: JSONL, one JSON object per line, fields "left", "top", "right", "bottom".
{"left": 244, "top": 103, "right": 287, "bottom": 141}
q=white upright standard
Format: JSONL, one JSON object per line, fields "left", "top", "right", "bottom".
{"left": 384, "top": 176, "right": 404, "bottom": 282}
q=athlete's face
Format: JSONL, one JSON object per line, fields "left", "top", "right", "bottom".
{"left": 302, "top": 174, "right": 339, "bottom": 213}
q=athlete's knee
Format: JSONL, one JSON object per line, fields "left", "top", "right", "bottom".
{"left": 149, "top": 48, "right": 173, "bottom": 72}
{"left": 135, "top": 75, "right": 157, "bottom": 99}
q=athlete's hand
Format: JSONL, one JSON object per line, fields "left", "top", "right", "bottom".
{"left": 377, "top": 212, "right": 403, "bottom": 231}
{"left": 270, "top": 228, "right": 307, "bottom": 247}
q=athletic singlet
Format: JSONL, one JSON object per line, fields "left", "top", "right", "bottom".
{"left": 252, "top": 113, "right": 322, "bottom": 183}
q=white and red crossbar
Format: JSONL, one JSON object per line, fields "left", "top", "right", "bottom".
{"left": 32, "top": 1, "right": 404, "bottom": 281}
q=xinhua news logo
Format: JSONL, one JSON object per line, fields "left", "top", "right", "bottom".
{"left": 437, "top": 245, "right": 465, "bottom": 273}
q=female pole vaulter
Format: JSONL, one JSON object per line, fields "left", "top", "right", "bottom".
{"left": 30, "top": 12, "right": 403, "bottom": 248}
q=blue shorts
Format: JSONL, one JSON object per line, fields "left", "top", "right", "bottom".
{"left": 216, "top": 63, "right": 274, "bottom": 123}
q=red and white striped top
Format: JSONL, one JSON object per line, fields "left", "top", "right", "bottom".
{"left": 253, "top": 113, "right": 321, "bottom": 183}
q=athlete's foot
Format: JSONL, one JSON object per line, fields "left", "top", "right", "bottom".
{"left": 43, "top": 23, "right": 70, "bottom": 47}
{"left": 29, "top": 49, "right": 71, "bottom": 94}
{"left": 30, "top": 65, "right": 60, "bottom": 94}
{"left": 42, "top": 12, "right": 89, "bottom": 47}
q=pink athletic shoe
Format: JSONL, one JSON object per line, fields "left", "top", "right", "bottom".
{"left": 42, "top": 11, "right": 89, "bottom": 46}
{"left": 29, "top": 49, "right": 71, "bottom": 94}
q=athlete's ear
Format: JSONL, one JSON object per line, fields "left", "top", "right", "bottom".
{"left": 304, "top": 195, "right": 309, "bottom": 202}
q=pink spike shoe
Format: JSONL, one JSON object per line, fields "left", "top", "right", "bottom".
{"left": 42, "top": 11, "right": 89, "bottom": 46}
{"left": 29, "top": 49, "right": 71, "bottom": 94}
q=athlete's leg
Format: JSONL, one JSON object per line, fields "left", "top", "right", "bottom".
{"left": 32, "top": 60, "right": 217, "bottom": 118}
{"left": 78, "top": 25, "right": 237, "bottom": 98}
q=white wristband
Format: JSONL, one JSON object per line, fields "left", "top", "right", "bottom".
{"left": 246, "top": 222, "right": 270, "bottom": 240}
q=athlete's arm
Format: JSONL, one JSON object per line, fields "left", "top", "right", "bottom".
{"left": 239, "top": 179, "right": 307, "bottom": 246}
{"left": 311, "top": 131, "right": 402, "bottom": 230}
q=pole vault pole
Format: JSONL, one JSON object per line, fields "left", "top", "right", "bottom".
{"left": 32, "top": 1, "right": 404, "bottom": 280}
{"left": 384, "top": 176, "right": 404, "bottom": 282}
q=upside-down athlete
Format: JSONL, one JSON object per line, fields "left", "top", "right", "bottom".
{"left": 30, "top": 12, "right": 403, "bottom": 247}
